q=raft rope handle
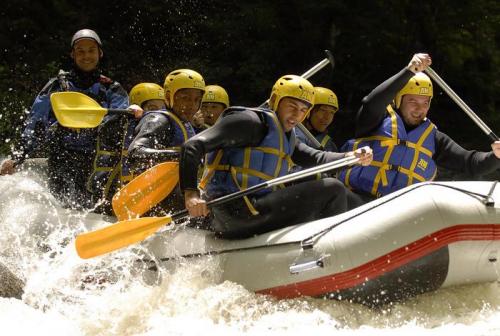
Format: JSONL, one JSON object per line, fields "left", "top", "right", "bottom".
{"left": 141, "top": 181, "right": 498, "bottom": 268}
{"left": 301, "top": 181, "right": 498, "bottom": 248}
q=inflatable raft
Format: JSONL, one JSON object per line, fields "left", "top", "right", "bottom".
{"left": 143, "top": 181, "right": 500, "bottom": 306}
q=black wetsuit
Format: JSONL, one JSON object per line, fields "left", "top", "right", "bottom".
{"left": 180, "top": 108, "right": 356, "bottom": 238}
{"left": 128, "top": 111, "right": 189, "bottom": 214}
{"left": 350, "top": 67, "right": 500, "bottom": 203}
{"left": 128, "top": 112, "right": 183, "bottom": 171}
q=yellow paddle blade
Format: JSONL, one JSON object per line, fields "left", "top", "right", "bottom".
{"left": 50, "top": 92, "right": 107, "bottom": 128}
{"left": 75, "top": 216, "right": 173, "bottom": 259}
{"left": 112, "top": 162, "right": 180, "bottom": 221}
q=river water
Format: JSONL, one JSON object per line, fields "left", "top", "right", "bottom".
{"left": 1, "top": 164, "right": 500, "bottom": 336}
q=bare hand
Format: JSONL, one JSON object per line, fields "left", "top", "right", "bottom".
{"left": 407, "top": 53, "right": 432, "bottom": 73}
{"left": 128, "top": 104, "right": 144, "bottom": 119}
{"left": 350, "top": 146, "right": 373, "bottom": 166}
{"left": 184, "top": 190, "right": 209, "bottom": 217}
{"left": 0, "top": 159, "right": 16, "bottom": 175}
{"left": 192, "top": 110, "right": 205, "bottom": 128}
{"left": 492, "top": 141, "right": 500, "bottom": 159}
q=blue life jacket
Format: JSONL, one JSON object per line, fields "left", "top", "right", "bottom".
{"left": 295, "top": 127, "right": 336, "bottom": 151}
{"left": 339, "top": 105, "right": 437, "bottom": 197}
{"left": 86, "top": 116, "right": 138, "bottom": 199}
{"left": 199, "top": 107, "right": 295, "bottom": 215}
{"left": 144, "top": 109, "right": 197, "bottom": 149}
{"left": 87, "top": 109, "right": 195, "bottom": 200}
{"left": 21, "top": 71, "right": 129, "bottom": 158}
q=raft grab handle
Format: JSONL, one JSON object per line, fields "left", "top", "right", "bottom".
{"left": 289, "top": 249, "right": 330, "bottom": 275}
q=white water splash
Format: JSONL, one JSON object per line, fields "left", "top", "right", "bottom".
{"left": 1, "top": 164, "right": 500, "bottom": 335}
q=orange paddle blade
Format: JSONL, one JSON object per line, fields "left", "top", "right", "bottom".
{"left": 75, "top": 216, "right": 173, "bottom": 259}
{"left": 112, "top": 162, "right": 179, "bottom": 221}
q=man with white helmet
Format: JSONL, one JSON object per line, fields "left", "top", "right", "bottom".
{"left": 181, "top": 75, "right": 373, "bottom": 238}
{"left": 0, "top": 29, "right": 129, "bottom": 209}
{"left": 339, "top": 53, "right": 500, "bottom": 203}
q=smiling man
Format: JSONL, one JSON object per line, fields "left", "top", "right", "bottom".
{"left": 339, "top": 53, "right": 500, "bottom": 202}
{"left": 180, "top": 75, "right": 372, "bottom": 238}
{"left": 127, "top": 69, "right": 205, "bottom": 213}
{"left": 0, "top": 29, "right": 129, "bottom": 209}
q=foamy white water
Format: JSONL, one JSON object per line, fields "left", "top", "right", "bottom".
{"left": 1, "top": 163, "right": 500, "bottom": 336}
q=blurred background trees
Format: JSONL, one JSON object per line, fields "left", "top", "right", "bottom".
{"left": 1, "top": 0, "right": 499, "bottom": 178}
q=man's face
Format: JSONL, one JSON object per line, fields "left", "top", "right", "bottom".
{"left": 276, "top": 97, "right": 310, "bottom": 132}
{"left": 201, "top": 102, "right": 225, "bottom": 126}
{"left": 71, "top": 39, "right": 101, "bottom": 72}
{"left": 309, "top": 105, "right": 335, "bottom": 133}
{"left": 172, "top": 88, "right": 204, "bottom": 122}
{"left": 399, "top": 94, "right": 431, "bottom": 126}
{"left": 142, "top": 99, "right": 166, "bottom": 112}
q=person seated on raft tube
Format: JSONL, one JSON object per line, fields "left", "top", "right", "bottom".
{"left": 127, "top": 69, "right": 205, "bottom": 213}
{"left": 86, "top": 83, "right": 163, "bottom": 214}
{"left": 180, "top": 75, "right": 373, "bottom": 239}
{"left": 338, "top": 53, "right": 500, "bottom": 204}
{"left": 295, "top": 86, "right": 339, "bottom": 151}
{"left": 0, "top": 29, "right": 131, "bottom": 209}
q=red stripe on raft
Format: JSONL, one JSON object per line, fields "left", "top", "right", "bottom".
{"left": 256, "top": 224, "right": 500, "bottom": 299}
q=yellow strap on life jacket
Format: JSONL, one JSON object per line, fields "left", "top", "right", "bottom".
{"left": 405, "top": 122, "right": 435, "bottom": 185}
{"left": 162, "top": 111, "right": 188, "bottom": 141}
{"left": 320, "top": 134, "right": 331, "bottom": 148}
{"left": 199, "top": 149, "right": 225, "bottom": 190}
{"left": 199, "top": 112, "right": 293, "bottom": 216}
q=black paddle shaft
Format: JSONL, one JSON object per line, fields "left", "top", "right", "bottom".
{"left": 171, "top": 155, "right": 359, "bottom": 221}
{"left": 109, "top": 109, "right": 135, "bottom": 116}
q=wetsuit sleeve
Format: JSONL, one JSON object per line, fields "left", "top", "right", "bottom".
{"left": 434, "top": 130, "right": 500, "bottom": 177}
{"left": 13, "top": 80, "right": 59, "bottom": 164}
{"left": 128, "top": 113, "right": 179, "bottom": 165}
{"left": 355, "top": 68, "right": 415, "bottom": 137}
{"left": 292, "top": 141, "right": 345, "bottom": 168}
{"left": 180, "top": 110, "right": 267, "bottom": 191}
{"left": 97, "top": 114, "right": 127, "bottom": 151}
{"left": 106, "top": 81, "right": 129, "bottom": 109}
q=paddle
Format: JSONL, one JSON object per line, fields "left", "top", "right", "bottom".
{"left": 50, "top": 91, "right": 133, "bottom": 128}
{"left": 425, "top": 67, "right": 499, "bottom": 142}
{"left": 75, "top": 155, "right": 360, "bottom": 259}
{"left": 112, "top": 161, "right": 180, "bottom": 220}
{"left": 261, "top": 49, "right": 336, "bottom": 149}
{"left": 111, "top": 50, "right": 336, "bottom": 219}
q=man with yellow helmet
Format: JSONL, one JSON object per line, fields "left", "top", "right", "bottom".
{"left": 201, "top": 85, "right": 230, "bottom": 127}
{"left": 296, "top": 86, "right": 339, "bottom": 151}
{"left": 180, "top": 74, "right": 373, "bottom": 238}
{"left": 127, "top": 70, "right": 205, "bottom": 213}
{"left": 129, "top": 83, "right": 167, "bottom": 112}
{"left": 339, "top": 53, "right": 500, "bottom": 204}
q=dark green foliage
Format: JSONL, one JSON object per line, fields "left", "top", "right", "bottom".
{"left": 1, "top": 0, "right": 499, "bottom": 160}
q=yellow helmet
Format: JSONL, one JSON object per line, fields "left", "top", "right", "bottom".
{"left": 269, "top": 75, "right": 315, "bottom": 113}
{"left": 313, "top": 87, "right": 339, "bottom": 113}
{"left": 202, "top": 85, "right": 230, "bottom": 108}
{"left": 163, "top": 69, "right": 205, "bottom": 108}
{"left": 129, "top": 83, "right": 165, "bottom": 107}
{"left": 395, "top": 72, "right": 433, "bottom": 108}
